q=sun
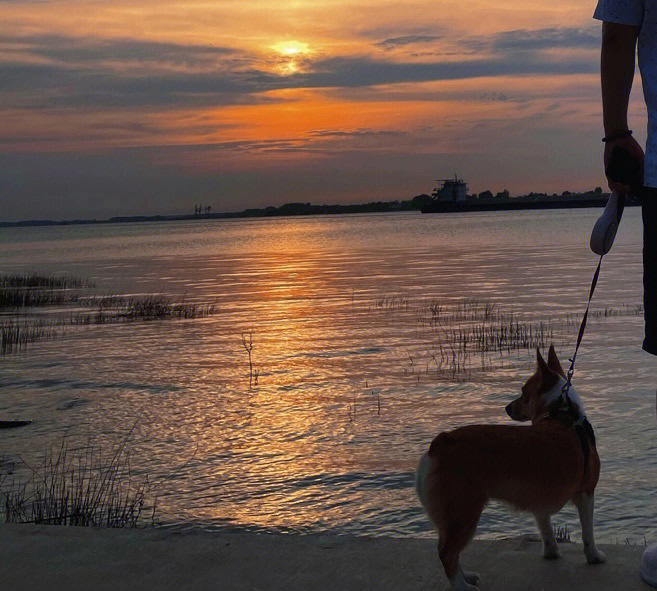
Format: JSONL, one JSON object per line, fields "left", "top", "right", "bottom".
{"left": 270, "top": 40, "right": 310, "bottom": 74}
{"left": 272, "top": 40, "right": 310, "bottom": 57}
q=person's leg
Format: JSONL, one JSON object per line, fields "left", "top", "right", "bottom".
{"left": 642, "top": 187, "right": 657, "bottom": 355}
{"left": 640, "top": 189, "right": 657, "bottom": 586}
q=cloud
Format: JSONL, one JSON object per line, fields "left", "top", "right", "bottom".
{"left": 0, "top": 60, "right": 292, "bottom": 108}
{"left": 0, "top": 28, "right": 600, "bottom": 112}
{"left": 490, "top": 27, "right": 599, "bottom": 52}
{"left": 299, "top": 53, "right": 595, "bottom": 88}
{"left": 3, "top": 34, "right": 238, "bottom": 68}
{"left": 306, "top": 128, "right": 407, "bottom": 138}
{"left": 375, "top": 35, "right": 442, "bottom": 50}
{"left": 372, "top": 26, "right": 599, "bottom": 56}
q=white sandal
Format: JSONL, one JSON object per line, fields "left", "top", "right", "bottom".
{"left": 590, "top": 190, "right": 624, "bottom": 255}
{"left": 641, "top": 543, "right": 657, "bottom": 587}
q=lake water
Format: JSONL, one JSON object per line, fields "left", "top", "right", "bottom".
{"left": 1, "top": 208, "right": 656, "bottom": 543}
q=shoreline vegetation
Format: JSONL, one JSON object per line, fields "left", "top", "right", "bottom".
{"left": 0, "top": 190, "right": 638, "bottom": 229}
{"left": 1, "top": 429, "right": 155, "bottom": 528}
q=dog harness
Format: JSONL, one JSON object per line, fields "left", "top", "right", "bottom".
{"left": 548, "top": 402, "right": 596, "bottom": 474}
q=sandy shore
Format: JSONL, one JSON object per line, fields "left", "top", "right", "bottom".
{"left": 0, "top": 524, "right": 650, "bottom": 590}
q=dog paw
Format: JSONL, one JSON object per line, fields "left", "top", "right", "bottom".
{"left": 452, "top": 581, "right": 479, "bottom": 591}
{"left": 462, "top": 570, "right": 480, "bottom": 585}
{"left": 452, "top": 569, "right": 480, "bottom": 591}
{"left": 542, "top": 547, "right": 561, "bottom": 560}
{"left": 585, "top": 549, "right": 607, "bottom": 564}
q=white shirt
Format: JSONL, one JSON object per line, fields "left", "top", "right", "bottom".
{"left": 594, "top": 0, "right": 657, "bottom": 187}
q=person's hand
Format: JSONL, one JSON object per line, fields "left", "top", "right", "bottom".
{"left": 604, "top": 134, "right": 644, "bottom": 194}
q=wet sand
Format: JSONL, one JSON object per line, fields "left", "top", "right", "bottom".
{"left": 0, "top": 524, "right": 649, "bottom": 591}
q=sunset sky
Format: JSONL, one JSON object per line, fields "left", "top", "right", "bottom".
{"left": 0, "top": 1, "right": 648, "bottom": 221}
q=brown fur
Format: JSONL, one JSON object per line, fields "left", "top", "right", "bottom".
{"left": 421, "top": 346, "right": 600, "bottom": 581}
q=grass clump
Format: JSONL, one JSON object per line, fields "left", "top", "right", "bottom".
{"left": 71, "top": 295, "right": 216, "bottom": 324}
{"left": 448, "top": 318, "right": 554, "bottom": 354}
{"left": 120, "top": 295, "right": 215, "bottom": 321}
{"left": 1, "top": 431, "right": 156, "bottom": 528}
{"left": 0, "top": 274, "right": 93, "bottom": 309}
{"left": 0, "top": 274, "right": 90, "bottom": 290}
{"left": 0, "top": 272, "right": 218, "bottom": 355}
{"left": 553, "top": 523, "right": 572, "bottom": 543}
{"left": 394, "top": 296, "right": 644, "bottom": 381}
{"left": 1, "top": 319, "right": 58, "bottom": 355}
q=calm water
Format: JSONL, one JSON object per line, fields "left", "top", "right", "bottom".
{"left": 1, "top": 208, "right": 656, "bottom": 543}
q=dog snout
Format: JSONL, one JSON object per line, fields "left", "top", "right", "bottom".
{"left": 505, "top": 401, "right": 516, "bottom": 420}
{"left": 506, "top": 399, "right": 529, "bottom": 422}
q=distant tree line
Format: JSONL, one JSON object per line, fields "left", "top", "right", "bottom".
{"left": 472, "top": 187, "right": 603, "bottom": 200}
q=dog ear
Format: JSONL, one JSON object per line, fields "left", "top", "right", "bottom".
{"left": 547, "top": 344, "right": 566, "bottom": 378}
{"left": 536, "top": 347, "right": 549, "bottom": 376}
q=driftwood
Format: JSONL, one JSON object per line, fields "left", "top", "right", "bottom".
{"left": 0, "top": 420, "right": 32, "bottom": 429}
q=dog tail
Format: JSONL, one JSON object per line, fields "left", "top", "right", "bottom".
{"left": 417, "top": 432, "right": 456, "bottom": 510}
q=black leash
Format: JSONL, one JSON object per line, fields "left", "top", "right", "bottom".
{"left": 549, "top": 256, "right": 604, "bottom": 474}
{"left": 558, "top": 254, "right": 604, "bottom": 411}
{"left": 560, "top": 189, "right": 626, "bottom": 407}
{"left": 553, "top": 188, "right": 629, "bottom": 470}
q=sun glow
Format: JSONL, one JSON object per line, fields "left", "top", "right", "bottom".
{"left": 272, "top": 40, "right": 310, "bottom": 56}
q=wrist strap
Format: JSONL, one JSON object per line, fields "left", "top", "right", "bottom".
{"left": 602, "top": 129, "right": 632, "bottom": 143}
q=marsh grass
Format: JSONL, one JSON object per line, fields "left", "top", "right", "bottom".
{"left": 376, "top": 295, "right": 409, "bottom": 312}
{"left": 553, "top": 524, "right": 572, "bottom": 543}
{"left": 1, "top": 319, "right": 58, "bottom": 355}
{"left": 0, "top": 274, "right": 90, "bottom": 289}
{"left": 0, "top": 430, "right": 155, "bottom": 528}
{"left": 446, "top": 319, "right": 554, "bottom": 355}
{"left": 71, "top": 295, "right": 215, "bottom": 324}
{"left": 0, "top": 274, "right": 93, "bottom": 309}
{"left": 428, "top": 298, "right": 501, "bottom": 325}
{"left": 565, "top": 303, "right": 643, "bottom": 327}
{"left": 615, "top": 536, "right": 649, "bottom": 546}
{"left": 373, "top": 295, "right": 644, "bottom": 380}
{"left": 0, "top": 272, "right": 217, "bottom": 355}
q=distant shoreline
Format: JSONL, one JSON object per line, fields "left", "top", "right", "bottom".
{"left": 1, "top": 192, "right": 637, "bottom": 229}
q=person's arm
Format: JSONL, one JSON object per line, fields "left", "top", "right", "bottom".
{"left": 600, "top": 22, "right": 644, "bottom": 193}
{"left": 602, "top": 22, "right": 639, "bottom": 135}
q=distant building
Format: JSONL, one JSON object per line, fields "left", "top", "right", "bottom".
{"left": 432, "top": 175, "right": 468, "bottom": 201}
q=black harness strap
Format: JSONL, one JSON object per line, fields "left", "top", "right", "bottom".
{"left": 575, "top": 418, "right": 595, "bottom": 474}
{"left": 548, "top": 404, "right": 596, "bottom": 474}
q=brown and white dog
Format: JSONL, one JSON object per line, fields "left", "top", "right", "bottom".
{"left": 415, "top": 345, "right": 605, "bottom": 591}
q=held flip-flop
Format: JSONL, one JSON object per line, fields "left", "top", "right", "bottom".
{"left": 590, "top": 190, "right": 625, "bottom": 255}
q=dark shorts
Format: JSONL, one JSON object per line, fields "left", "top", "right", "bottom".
{"left": 641, "top": 187, "right": 657, "bottom": 355}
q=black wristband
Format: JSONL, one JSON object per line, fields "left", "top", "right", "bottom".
{"left": 602, "top": 129, "right": 633, "bottom": 143}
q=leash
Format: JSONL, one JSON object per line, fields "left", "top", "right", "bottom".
{"left": 548, "top": 255, "right": 604, "bottom": 474}
{"left": 558, "top": 254, "right": 604, "bottom": 412}
{"left": 559, "top": 189, "right": 626, "bottom": 411}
